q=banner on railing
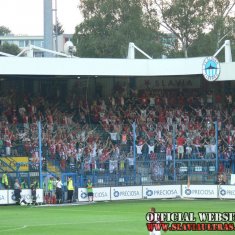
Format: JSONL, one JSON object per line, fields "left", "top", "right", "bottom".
{"left": 0, "top": 190, "right": 8, "bottom": 204}
{"left": 7, "top": 189, "right": 43, "bottom": 204}
{"left": 1, "top": 184, "right": 235, "bottom": 205}
{"left": 181, "top": 185, "right": 217, "bottom": 198}
{"left": 218, "top": 185, "right": 235, "bottom": 199}
{"left": 143, "top": 185, "right": 181, "bottom": 199}
{"left": 231, "top": 174, "right": 235, "bottom": 184}
{"left": 110, "top": 186, "right": 142, "bottom": 200}
{"left": 78, "top": 187, "right": 110, "bottom": 202}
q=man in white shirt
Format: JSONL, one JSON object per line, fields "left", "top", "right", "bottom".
{"left": 55, "top": 177, "right": 63, "bottom": 204}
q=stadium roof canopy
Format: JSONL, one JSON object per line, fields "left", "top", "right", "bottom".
{"left": 0, "top": 41, "right": 234, "bottom": 81}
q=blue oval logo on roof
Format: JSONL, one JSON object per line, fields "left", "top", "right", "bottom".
{"left": 202, "top": 57, "right": 220, "bottom": 82}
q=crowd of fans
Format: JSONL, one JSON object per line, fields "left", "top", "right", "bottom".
{"left": 0, "top": 84, "right": 234, "bottom": 179}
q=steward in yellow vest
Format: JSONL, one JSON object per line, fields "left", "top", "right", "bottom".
{"left": 2, "top": 173, "right": 8, "bottom": 189}
{"left": 67, "top": 176, "right": 74, "bottom": 203}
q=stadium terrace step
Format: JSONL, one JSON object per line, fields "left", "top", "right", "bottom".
{"left": 46, "top": 161, "right": 61, "bottom": 176}
{"left": 0, "top": 158, "right": 16, "bottom": 172}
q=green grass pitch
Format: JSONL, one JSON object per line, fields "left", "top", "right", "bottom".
{"left": 0, "top": 199, "right": 235, "bottom": 235}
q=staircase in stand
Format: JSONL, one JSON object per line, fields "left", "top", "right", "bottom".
{"left": 46, "top": 160, "right": 61, "bottom": 177}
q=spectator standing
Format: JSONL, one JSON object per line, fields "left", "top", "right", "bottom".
{"left": 177, "top": 134, "right": 185, "bottom": 159}
{"left": 0, "top": 138, "right": 3, "bottom": 155}
{"left": 109, "top": 130, "right": 118, "bottom": 145}
{"left": 136, "top": 141, "right": 145, "bottom": 159}
{"left": 127, "top": 150, "right": 134, "bottom": 171}
{"left": 4, "top": 136, "right": 11, "bottom": 156}
{"left": 165, "top": 145, "right": 172, "bottom": 166}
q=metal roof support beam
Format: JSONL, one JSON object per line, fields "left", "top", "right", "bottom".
{"left": 0, "top": 51, "right": 15, "bottom": 57}
{"left": 213, "top": 40, "right": 232, "bottom": 63}
{"left": 127, "top": 42, "right": 152, "bottom": 59}
{"left": 17, "top": 45, "right": 75, "bottom": 58}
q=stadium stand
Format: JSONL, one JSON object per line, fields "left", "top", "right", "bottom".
{"left": 0, "top": 83, "right": 234, "bottom": 189}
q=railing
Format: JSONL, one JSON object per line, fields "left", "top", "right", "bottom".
{"left": 0, "top": 121, "right": 234, "bottom": 188}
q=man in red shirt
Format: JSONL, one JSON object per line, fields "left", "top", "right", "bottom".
{"left": 177, "top": 134, "right": 185, "bottom": 159}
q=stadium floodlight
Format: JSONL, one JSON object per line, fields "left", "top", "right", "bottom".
{"left": 127, "top": 42, "right": 152, "bottom": 59}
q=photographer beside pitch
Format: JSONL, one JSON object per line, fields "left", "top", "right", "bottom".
{"left": 14, "top": 179, "right": 22, "bottom": 205}
{"left": 13, "top": 178, "right": 27, "bottom": 205}
{"left": 30, "top": 180, "right": 39, "bottom": 205}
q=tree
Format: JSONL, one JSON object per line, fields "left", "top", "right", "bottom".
{"left": 188, "top": 32, "right": 217, "bottom": 57}
{"left": 188, "top": 1, "right": 235, "bottom": 58}
{"left": 53, "top": 21, "right": 64, "bottom": 36}
{"left": 208, "top": 0, "right": 235, "bottom": 49}
{"left": 0, "top": 42, "right": 21, "bottom": 55}
{"left": 74, "top": 0, "right": 163, "bottom": 58}
{"left": 0, "top": 26, "right": 11, "bottom": 36}
{"left": 142, "top": 0, "right": 211, "bottom": 58}
{"left": 0, "top": 26, "right": 21, "bottom": 55}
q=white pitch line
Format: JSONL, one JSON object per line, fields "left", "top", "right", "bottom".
{"left": 0, "top": 225, "right": 27, "bottom": 232}
{"left": 35, "top": 207, "right": 140, "bottom": 214}
{"left": 22, "top": 219, "right": 139, "bottom": 228}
